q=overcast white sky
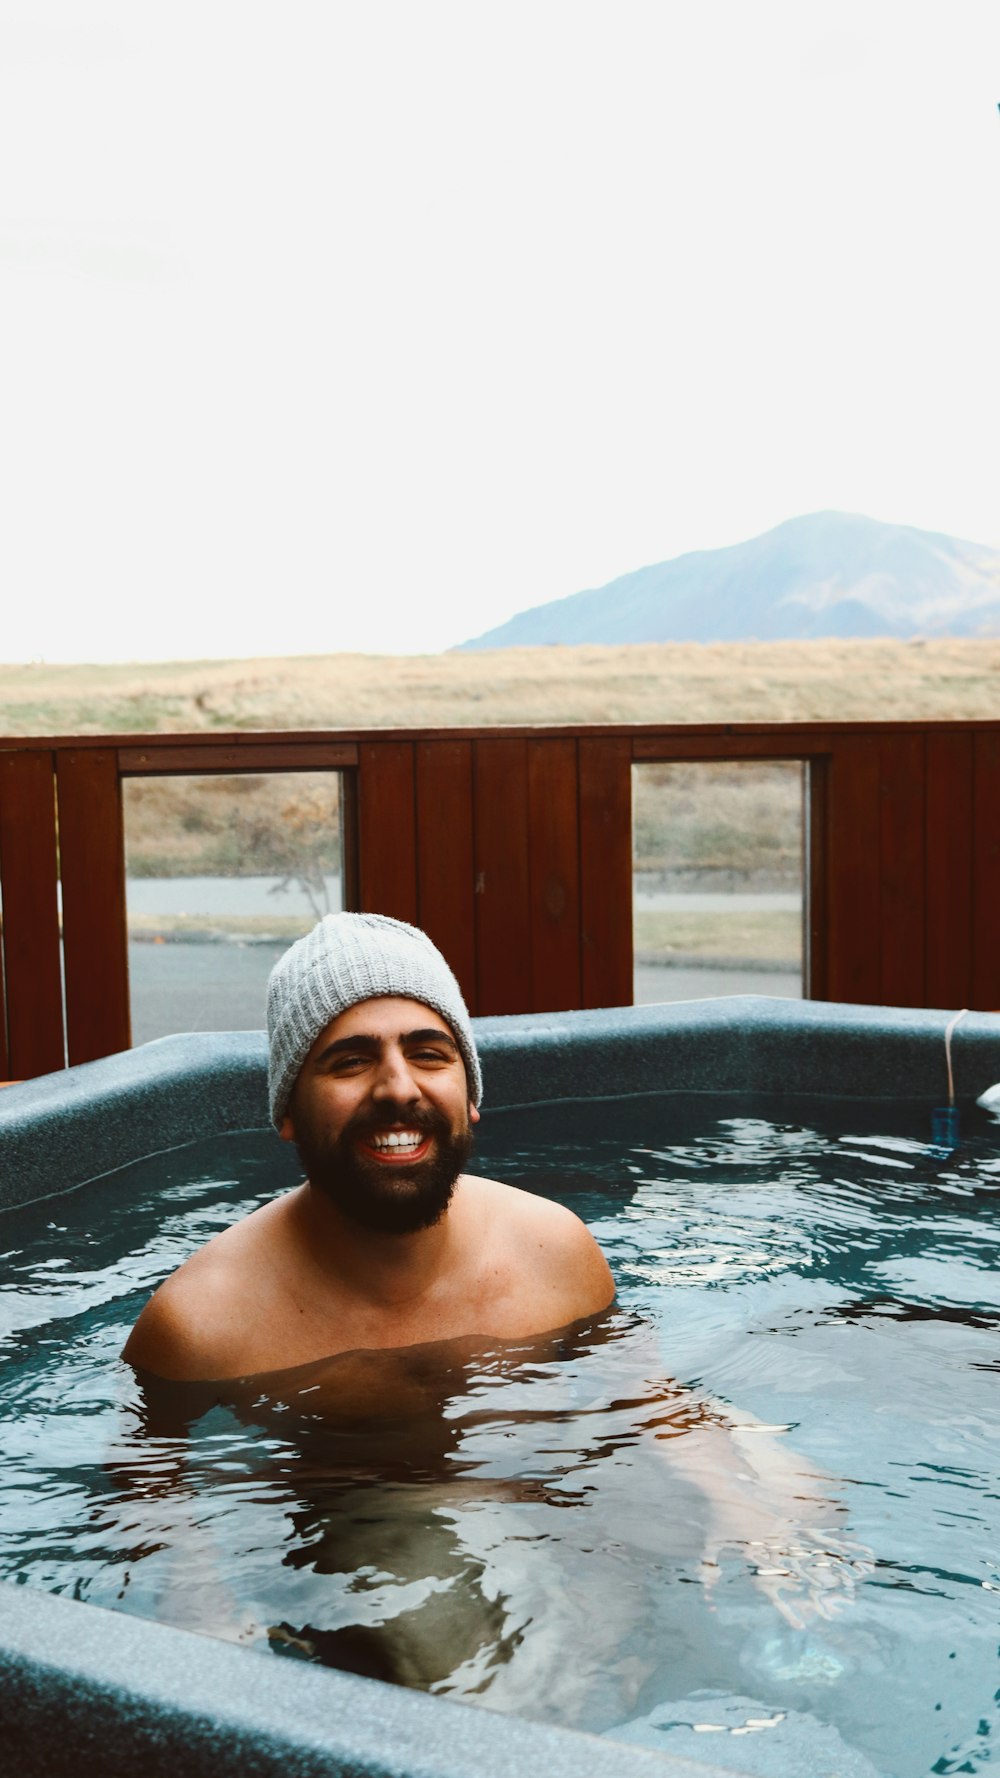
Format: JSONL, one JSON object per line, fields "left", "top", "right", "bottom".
{"left": 1, "top": 2, "right": 998, "bottom": 663}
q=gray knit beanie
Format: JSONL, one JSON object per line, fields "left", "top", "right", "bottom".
{"left": 267, "top": 912, "right": 482, "bottom": 1128}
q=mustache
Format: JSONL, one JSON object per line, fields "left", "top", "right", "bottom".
{"left": 342, "top": 1103, "right": 450, "bottom": 1141}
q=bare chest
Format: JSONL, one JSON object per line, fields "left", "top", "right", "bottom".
{"left": 235, "top": 1245, "right": 534, "bottom": 1375}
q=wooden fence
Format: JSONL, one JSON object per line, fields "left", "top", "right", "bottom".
{"left": 1, "top": 721, "right": 998, "bottom": 1079}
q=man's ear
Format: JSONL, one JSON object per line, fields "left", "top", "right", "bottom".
{"left": 279, "top": 1114, "right": 295, "bottom": 1142}
{"left": 469, "top": 1103, "right": 481, "bottom": 1126}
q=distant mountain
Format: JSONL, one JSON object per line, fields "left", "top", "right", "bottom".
{"left": 456, "top": 512, "right": 1000, "bottom": 648}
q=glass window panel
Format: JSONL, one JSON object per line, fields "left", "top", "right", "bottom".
{"left": 123, "top": 772, "right": 343, "bottom": 1044}
{"left": 632, "top": 760, "right": 804, "bottom": 1005}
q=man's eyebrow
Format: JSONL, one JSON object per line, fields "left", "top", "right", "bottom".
{"left": 404, "top": 1028, "right": 459, "bottom": 1052}
{"left": 312, "top": 1028, "right": 459, "bottom": 1067}
{"left": 312, "top": 1034, "right": 380, "bottom": 1066}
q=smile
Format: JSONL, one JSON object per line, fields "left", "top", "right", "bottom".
{"left": 360, "top": 1129, "right": 432, "bottom": 1160}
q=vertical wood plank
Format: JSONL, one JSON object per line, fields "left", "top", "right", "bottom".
{"left": 0, "top": 901, "right": 8, "bottom": 1078}
{"left": 825, "top": 734, "right": 881, "bottom": 1004}
{"left": 579, "top": 737, "right": 633, "bottom": 1008}
{"left": 804, "top": 757, "right": 829, "bottom": 1001}
{"left": 527, "top": 738, "right": 581, "bottom": 1012}
{"left": 0, "top": 750, "right": 65, "bottom": 1076}
{"left": 415, "top": 740, "right": 477, "bottom": 1011}
{"left": 356, "top": 742, "right": 418, "bottom": 922}
{"left": 925, "top": 730, "right": 973, "bottom": 1010}
{"left": 972, "top": 729, "right": 1000, "bottom": 1009}
{"left": 473, "top": 738, "right": 532, "bottom": 1014}
{"left": 339, "top": 768, "right": 360, "bottom": 911}
{"left": 878, "top": 730, "right": 926, "bottom": 1007}
{"left": 56, "top": 750, "right": 131, "bottom": 1063}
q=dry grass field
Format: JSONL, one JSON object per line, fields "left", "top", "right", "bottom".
{"left": 3, "top": 640, "right": 994, "bottom": 971}
{"left": 1, "top": 637, "right": 999, "bottom": 735}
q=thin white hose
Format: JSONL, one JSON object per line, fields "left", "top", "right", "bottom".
{"left": 944, "top": 1008, "right": 968, "bottom": 1107}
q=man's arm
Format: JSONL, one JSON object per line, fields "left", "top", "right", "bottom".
{"left": 122, "top": 1257, "right": 248, "bottom": 1382}
{"left": 611, "top": 1321, "right": 873, "bottom": 1628}
{"left": 494, "top": 1182, "right": 616, "bottom": 1330}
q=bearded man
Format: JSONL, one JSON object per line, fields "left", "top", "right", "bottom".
{"left": 123, "top": 913, "right": 615, "bottom": 1382}
{"left": 123, "top": 916, "right": 867, "bottom": 1686}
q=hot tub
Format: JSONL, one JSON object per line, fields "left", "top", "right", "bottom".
{"left": 1, "top": 996, "right": 998, "bottom": 1778}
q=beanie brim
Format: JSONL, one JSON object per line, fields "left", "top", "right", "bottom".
{"left": 266, "top": 913, "right": 482, "bottom": 1128}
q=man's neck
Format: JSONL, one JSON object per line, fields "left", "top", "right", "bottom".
{"left": 292, "top": 1177, "right": 467, "bottom": 1311}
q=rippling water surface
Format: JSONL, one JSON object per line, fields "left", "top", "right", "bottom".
{"left": 1, "top": 1095, "right": 998, "bottom": 1777}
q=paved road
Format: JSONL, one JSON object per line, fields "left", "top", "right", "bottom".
{"left": 633, "top": 963, "right": 801, "bottom": 1004}
{"left": 125, "top": 879, "right": 802, "bottom": 1042}
{"left": 129, "top": 941, "right": 801, "bottom": 1046}
{"left": 127, "top": 875, "right": 342, "bottom": 917}
{"left": 634, "top": 890, "right": 801, "bottom": 912}
{"left": 129, "top": 939, "right": 286, "bottom": 1044}
{"left": 126, "top": 876, "right": 799, "bottom": 919}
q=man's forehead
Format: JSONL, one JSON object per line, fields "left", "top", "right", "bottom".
{"left": 307, "top": 996, "right": 455, "bottom": 1056}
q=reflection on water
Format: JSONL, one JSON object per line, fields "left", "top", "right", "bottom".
{"left": 113, "top": 1314, "right": 742, "bottom": 1725}
{"left": 1, "top": 1105, "right": 998, "bottom": 1775}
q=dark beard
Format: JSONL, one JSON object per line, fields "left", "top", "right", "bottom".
{"left": 293, "top": 1101, "right": 474, "bottom": 1235}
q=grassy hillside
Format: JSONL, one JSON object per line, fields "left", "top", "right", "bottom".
{"left": 1, "top": 637, "right": 999, "bottom": 734}
{"left": 4, "top": 640, "right": 993, "bottom": 973}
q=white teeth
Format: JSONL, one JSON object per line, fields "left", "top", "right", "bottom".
{"left": 368, "top": 1131, "right": 422, "bottom": 1151}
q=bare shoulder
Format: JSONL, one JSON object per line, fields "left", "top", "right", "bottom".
{"left": 122, "top": 1197, "right": 287, "bottom": 1382}
{"left": 461, "top": 1173, "right": 615, "bottom": 1323}
{"left": 469, "top": 1173, "right": 592, "bottom": 1242}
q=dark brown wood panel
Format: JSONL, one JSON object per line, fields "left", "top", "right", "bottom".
{"left": 415, "top": 740, "right": 476, "bottom": 1009}
{"left": 6, "top": 720, "right": 1000, "bottom": 1073}
{"left": 878, "top": 730, "right": 926, "bottom": 1007}
{"left": 5, "top": 722, "right": 851, "bottom": 754}
{"left": 339, "top": 768, "right": 360, "bottom": 911}
{"left": 118, "top": 743, "right": 358, "bottom": 774}
{"left": 972, "top": 730, "right": 1000, "bottom": 1009}
{"left": 633, "top": 733, "right": 833, "bottom": 761}
{"left": 56, "top": 750, "right": 130, "bottom": 1064}
{"left": 527, "top": 739, "right": 582, "bottom": 1013}
{"left": 804, "top": 757, "right": 829, "bottom": 1000}
{"left": 825, "top": 734, "right": 881, "bottom": 1004}
{"left": 7, "top": 719, "right": 997, "bottom": 755}
{"left": 356, "top": 742, "right": 418, "bottom": 922}
{"left": 473, "top": 738, "right": 531, "bottom": 1014}
{"left": 925, "top": 730, "right": 973, "bottom": 1010}
{"left": 579, "top": 737, "right": 633, "bottom": 1008}
{"left": 0, "top": 905, "right": 7, "bottom": 1078}
{"left": 0, "top": 750, "right": 64, "bottom": 1076}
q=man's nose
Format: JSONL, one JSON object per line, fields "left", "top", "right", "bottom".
{"left": 371, "top": 1046, "right": 420, "bottom": 1103}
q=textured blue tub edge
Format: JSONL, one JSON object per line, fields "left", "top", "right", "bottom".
{"left": 2, "top": 996, "right": 999, "bottom": 1777}
{"left": 2, "top": 997, "right": 1000, "bottom": 1212}
{"left": 0, "top": 1584, "right": 716, "bottom": 1778}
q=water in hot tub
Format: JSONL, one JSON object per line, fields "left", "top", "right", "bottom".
{"left": 1, "top": 1095, "right": 997, "bottom": 1777}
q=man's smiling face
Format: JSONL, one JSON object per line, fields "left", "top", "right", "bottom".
{"left": 280, "top": 996, "right": 479, "bottom": 1233}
